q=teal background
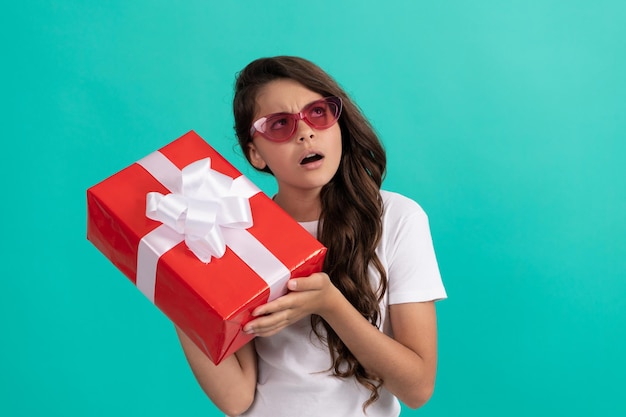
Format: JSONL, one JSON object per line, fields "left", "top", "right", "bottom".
{"left": 2, "top": 1, "right": 624, "bottom": 416}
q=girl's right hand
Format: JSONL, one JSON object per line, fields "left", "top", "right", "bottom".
{"left": 242, "top": 272, "right": 341, "bottom": 338}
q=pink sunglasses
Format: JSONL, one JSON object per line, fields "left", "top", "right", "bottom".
{"left": 250, "top": 96, "right": 343, "bottom": 142}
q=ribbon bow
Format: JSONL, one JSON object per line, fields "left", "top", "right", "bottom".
{"left": 145, "top": 157, "right": 253, "bottom": 263}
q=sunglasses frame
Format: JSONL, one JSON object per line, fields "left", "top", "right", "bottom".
{"left": 249, "top": 96, "right": 343, "bottom": 142}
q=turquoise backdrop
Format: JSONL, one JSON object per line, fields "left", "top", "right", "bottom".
{"left": 2, "top": 1, "right": 625, "bottom": 416}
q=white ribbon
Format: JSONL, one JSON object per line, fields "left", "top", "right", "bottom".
{"left": 135, "top": 150, "right": 291, "bottom": 303}
{"left": 145, "top": 156, "right": 254, "bottom": 263}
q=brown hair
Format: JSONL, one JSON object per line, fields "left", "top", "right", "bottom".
{"left": 233, "top": 56, "right": 387, "bottom": 409}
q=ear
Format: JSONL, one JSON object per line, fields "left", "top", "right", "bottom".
{"left": 247, "top": 141, "right": 267, "bottom": 170}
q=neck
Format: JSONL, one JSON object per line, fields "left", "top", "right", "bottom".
{"left": 273, "top": 190, "right": 321, "bottom": 222}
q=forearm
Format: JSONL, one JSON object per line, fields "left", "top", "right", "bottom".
{"left": 175, "top": 326, "right": 257, "bottom": 415}
{"left": 242, "top": 272, "right": 438, "bottom": 408}
{"left": 319, "top": 290, "right": 436, "bottom": 408}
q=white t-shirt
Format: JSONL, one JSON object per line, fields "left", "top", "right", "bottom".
{"left": 237, "top": 190, "right": 447, "bottom": 417}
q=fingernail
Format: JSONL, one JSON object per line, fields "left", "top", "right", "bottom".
{"left": 288, "top": 280, "right": 297, "bottom": 290}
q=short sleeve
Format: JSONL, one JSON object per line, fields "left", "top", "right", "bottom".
{"left": 383, "top": 193, "right": 447, "bottom": 305}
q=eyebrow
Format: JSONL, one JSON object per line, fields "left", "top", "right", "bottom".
{"left": 260, "top": 97, "right": 326, "bottom": 117}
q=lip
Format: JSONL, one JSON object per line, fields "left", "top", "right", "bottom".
{"left": 298, "top": 149, "right": 325, "bottom": 166}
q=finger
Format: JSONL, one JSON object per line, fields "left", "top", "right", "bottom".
{"left": 287, "top": 273, "right": 325, "bottom": 292}
{"left": 243, "top": 312, "right": 290, "bottom": 335}
{"left": 253, "top": 319, "right": 288, "bottom": 337}
{"left": 251, "top": 296, "right": 292, "bottom": 317}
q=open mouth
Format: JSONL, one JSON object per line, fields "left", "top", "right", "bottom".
{"left": 300, "top": 153, "right": 324, "bottom": 165}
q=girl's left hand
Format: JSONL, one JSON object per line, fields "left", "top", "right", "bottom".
{"left": 242, "top": 272, "right": 339, "bottom": 337}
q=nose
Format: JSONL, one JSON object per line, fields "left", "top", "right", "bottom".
{"left": 295, "top": 118, "right": 314, "bottom": 142}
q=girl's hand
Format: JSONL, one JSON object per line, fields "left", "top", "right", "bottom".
{"left": 243, "top": 272, "right": 339, "bottom": 337}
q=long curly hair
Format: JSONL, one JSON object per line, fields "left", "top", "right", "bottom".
{"left": 233, "top": 56, "right": 387, "bottom": 409}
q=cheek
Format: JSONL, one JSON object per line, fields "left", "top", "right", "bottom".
{"left": 331, "top": 127, "right": 343, "bottom": 156}
{"left": 257, "top": 145, "right": 292, "bottom": 171}
{"left": 248, "top": 140, "right": 282, "bottom": 171}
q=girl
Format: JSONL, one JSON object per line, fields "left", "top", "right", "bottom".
{"left": 175, "top": 56, "right": 447, "bottom": 417}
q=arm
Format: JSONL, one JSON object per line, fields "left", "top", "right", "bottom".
{"left": 243, "top": 274, "right": 439, "bottom": 409}
{"left": 175, "top": 326, "right": 257, "bottom": 416}
{"left": 323, "top": 295, "right": 438, "bottom": 408}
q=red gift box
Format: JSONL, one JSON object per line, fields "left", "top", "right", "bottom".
{"left": 87, "top": 130, "right": 327, "bottom": 364}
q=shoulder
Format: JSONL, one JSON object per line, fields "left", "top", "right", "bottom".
{"left": 379, "top": 190, "right": 433, "bottom": 246}
{"left": 380, "top": 190, "right": 431, "bottom": 251}
{"left": 379, "top": 190, "right": 446, "bottom": 303}
{"left": 380, "top": 190, "right": 428, "bottom": 221}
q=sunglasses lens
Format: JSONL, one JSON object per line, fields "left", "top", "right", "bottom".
{"left": 304, "top": 98, "right": 340, "bottom": 129}
{"left": 262, "top": 114, "right": 296, "bottom": 141}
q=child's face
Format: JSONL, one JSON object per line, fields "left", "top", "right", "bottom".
{"left": 247, "top": 78, "right": 342, "bottom": 197}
